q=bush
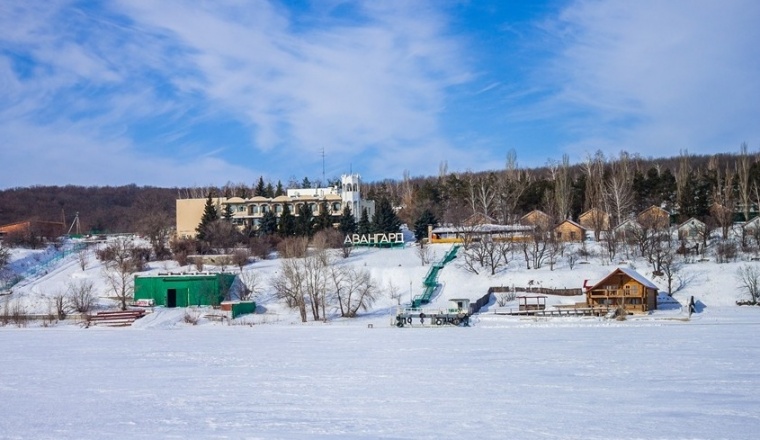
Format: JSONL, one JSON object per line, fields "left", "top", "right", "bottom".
{"left": 66, "top": 280, "right": 98, "bottom": 314}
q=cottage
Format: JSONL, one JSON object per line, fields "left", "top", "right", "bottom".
{"left": 578, "top": 208, "right": 610, "bottom": 231}
{"left": 520, "top": 210, "right": 552, "bottom": 230}
{"left": 677, "top": 217, "right": 706, "bottom": 240}
{"left": 637, "top": 205, "right": 670, "bottom": 230}
{"left": 585, "top": 267, "right": 658, "bottom": 313}
{"left": 554, "top": 219, "right": 586, "bottom": 242}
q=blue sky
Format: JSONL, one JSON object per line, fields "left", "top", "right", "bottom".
{"left": 1, "top": 0, "right": 758, "bottom": 188}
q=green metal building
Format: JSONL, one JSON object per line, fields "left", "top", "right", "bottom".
{"left": 134, "top": 273, "right": 236, "bottom": 307}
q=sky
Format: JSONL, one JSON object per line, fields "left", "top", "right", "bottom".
{"left": 1, "top": 0, "right": 759, "bottom": 189}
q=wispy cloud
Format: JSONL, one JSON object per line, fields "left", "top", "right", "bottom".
{"left": 533, "top": 0, "right": 760, "bottom": 159}
{"left": 0, "top": 0, "right": 472, "bottom": 187}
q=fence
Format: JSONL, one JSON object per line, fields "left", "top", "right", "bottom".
{"left": 1, "top": 242, "right": 87, "bottom": 292}
{"left": 488, "top": 285, "right": 583, "bottom": 297}
{"left": 470, "top": 291, "right": 492, "bottom": 314}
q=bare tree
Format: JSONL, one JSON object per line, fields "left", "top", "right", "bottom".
{"left": 66, "top": 279, "right": 98, "bottom": 314}
{"left": 496, "top": 149, "right": 530, "bottom": 224}
{"left": 232, "top": 248, "right": 250, "bottom": 271}
{"left": 736, "top": 264, "right": 760, "bottom": 303}
{"left": 737, "top": 142, "right": 753, "bottom": 222}
{"left": 238, "top": 269, "right": 263, "bottom": 301}
{"left": 271, "top": 258, "right": 308, "bottom": 322}
{"left": 416, "top": 243, "right": 432, "bottom": 266}
{"left": 329, "top": 265, "right": 378, "bottom": 317}
{"left": 76, "top": 246, "right": 89, "bottom": 271}
{"left": 550, "top": 154, "right": 573, "bottom": 221}
{"left": 466, "top": 172, "right": 497, "bottom": 218}
{"left": 606, "top": 153, "right": 634, "bottom": 228}
{"left": 100, "top": 237, "right": 139, "bottom": 311}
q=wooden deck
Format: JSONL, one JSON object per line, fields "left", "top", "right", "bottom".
{"left": 493, "top": 306, "right": 610, "bottom": 317}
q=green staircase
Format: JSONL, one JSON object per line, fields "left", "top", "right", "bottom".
{"left": 412, "top": 245, "right": 461, "bottom": 308}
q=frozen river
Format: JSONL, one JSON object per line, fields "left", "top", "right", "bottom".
{"left": 1, "top": 311, "right": 759, "bottom": 439}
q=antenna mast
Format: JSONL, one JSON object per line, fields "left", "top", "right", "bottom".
{"left": 67, "top": 212, "right": 81, "bottom": 236}
{"left": 321, "top": 147, "right": 326, "bottom": 185}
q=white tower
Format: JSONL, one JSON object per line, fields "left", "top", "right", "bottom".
{"left": 341, "top": 174, "right": 362, "bottom": 222}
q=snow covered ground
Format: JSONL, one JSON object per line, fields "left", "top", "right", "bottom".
{"left": 1, "top": 239, "right": 760, "bottom": 438}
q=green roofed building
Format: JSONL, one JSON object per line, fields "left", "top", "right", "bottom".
{"left": 134, "top": 273, "right": 236, "bottom": 307}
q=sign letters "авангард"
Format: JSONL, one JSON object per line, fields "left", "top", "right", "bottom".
{"left": 344, "top": 233, "right": 404, "bottom": 246}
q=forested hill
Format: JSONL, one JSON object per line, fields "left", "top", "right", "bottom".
{"left": 0, "top": 150, "right": 758, "bottom": 234}
{"left": 0, "top": 185, "right": 179, "bottom": 233}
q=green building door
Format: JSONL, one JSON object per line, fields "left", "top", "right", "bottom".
{"left": 167, "top": 289, "right": 177, "bottom": 308}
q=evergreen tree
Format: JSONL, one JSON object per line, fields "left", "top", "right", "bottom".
{"left": 254, "top": 177, "right": 266, "bottom": 197}
{"left": 358, "top": 207, "right": 372, "bottom": 235}
{"left": 279, "top": 204, "right": 296, "bottom": 236}
{"left": 265, "top": 182, "right": 275, "bottom": 198}
{"left": 302, "top": 177, "right": 311, "bottom": 189}
{"left": 222, "top": 202, "right": 234, "bottom": 221}
{"left": 295, "top": 204, "right": 314, "bottom": 236}
{"left": 314, "top": 202, "right": 333, "bottom": 232}
{"left": 413, "top": 209, "right": 438, "bottom": 241}
{"left": 338, "top": 205, "right": 357, "bottom": 234}
{"left": 196, "top": 193, "right": 219, "bottom": 240}
{"left": 275, "top": 180, "right": 285, "bottom": 197}
{"left": 259, "top": 210, "right": 278, "bottom": 236}
{"left": 372, "top": 198, "right": 402, "bottom": 234}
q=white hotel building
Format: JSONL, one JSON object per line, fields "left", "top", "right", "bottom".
{"left": 176, "top": 174, "right": 375, "bottom": 238}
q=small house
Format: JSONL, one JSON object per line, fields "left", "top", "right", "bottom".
{"left": 637, "top": 205, "right": 670, "bottom": 230}
{"left": 578, "top": 208, "right": 610, "bottom": 231}
{"left": 585, "top": 267, "right": 658, "bottom": 313}
{"left": 554, "top": 219, "right": 586, "bottom": 242}
{"left": 134, "top": 273, "right": 237, "bottom": 307}
{"left": 520, "top": 210, "right": 552, "bottom": 231}
{"left": 613, "top": 218, "right": 642, "bottom": 240}
{"left": 677, "top": 218, "right": 706, "bottom": 240}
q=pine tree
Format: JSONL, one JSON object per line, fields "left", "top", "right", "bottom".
{"left": 259, "top": 210, "right": 278, "bottom": 236}
{"left": 222, "top": 202, "right": 234, "bottom": 221}
{"left": 338, "top": 205, "right": 357, "bottom": 234}
{"left": 275, "top": 180, "right": 285, "bottom": 197}
{"left": 279, "top": 204, "right": 296, "bottom": 236}
{"left": 265, "top": 182, "right": 275, "bottom": 198}
{"left": 372, "top": 198, "right": 402, "bottom": 234}
{"left": 295, "top": 204, "right": 314, "bottom": 237}
{"left": 314, "top": 202, "right": 333, "bottom": 232}
{"left": 196, "top": 193, "right": 219, "bottom": 240}
{"left": 254, "top": 177, "right": 266, "bottom": 197}
{"left": 413, "top": 209, "right": 438, "bottom": 241}
{"left": 358, "top": 207, "right": 372, "bottom": 235}
{"left": 302, "top": 177, "right": 311, "bottom": 189}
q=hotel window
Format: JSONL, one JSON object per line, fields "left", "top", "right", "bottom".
{"left": 252, "top": 205, "right": 259, "bottom": 214}
{"left": 332, "top": 202, "right": 341, "bottom": 212}
{"left": 309, "top": 203, "right": 317, "bottom": 213}
{"left": 275, "top": 204, "right": 282, "bottom": 214}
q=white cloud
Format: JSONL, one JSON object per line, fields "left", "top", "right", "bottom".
{"left": 537, "top": 0, "right": 760, "bottom": 159}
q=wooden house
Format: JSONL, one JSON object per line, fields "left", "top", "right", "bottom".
{"left": 585, "top": 267, "right": 658, "bottom": 313}
{"left": 677, "top": 217, "right": 706, "bottom": 240}
{"left": 742, "top": 216, "right": 760, "bottom": 237}
{"left": 613, "top": 218, "right": 642, "bottom": 240}
{"left": 520, "top": 210, "right": 552, "bottom": 231}
{"left": 578, "top": 208, "right": 610, "bottom": 231}
{"left": 637, "top": 205, "right": 670, "bottom": 230}
{"left": 554, "top": 219, "right": 586, "bottom": 242}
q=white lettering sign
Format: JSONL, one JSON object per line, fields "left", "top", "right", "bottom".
{"left": 344, "top": 232, "right": 404, "bottom": 245}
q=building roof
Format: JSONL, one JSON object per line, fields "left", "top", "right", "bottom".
{"left": 677, "top": 217, "right": 705, "bottom": 229}
{"left": 555, "top": 219, "right": 586, "bottom": 230}
{"left": 589, "top": 267, "right": 658, "bottom": 291}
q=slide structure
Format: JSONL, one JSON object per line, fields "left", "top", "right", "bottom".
{"left": 411, "top": 244, "right": 461, "bottom": 308}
